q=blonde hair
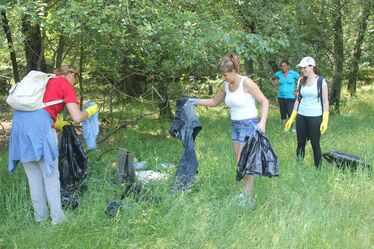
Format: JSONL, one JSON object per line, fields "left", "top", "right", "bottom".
{"left": 218, "top": 53, "right": 240, "bottom": 73}
{"left": 54, "top": 65, "right": 78, "bottom": 77}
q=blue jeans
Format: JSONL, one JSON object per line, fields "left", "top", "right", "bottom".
{"left": 231, "top": 118, "right": 258, "bottom": 144}
{"left": 169, "top": 98, "right": 202, "bottom": 191}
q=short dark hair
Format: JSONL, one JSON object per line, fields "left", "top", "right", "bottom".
{"left": 280, "top": 60, "right": 290, "bottom": 66}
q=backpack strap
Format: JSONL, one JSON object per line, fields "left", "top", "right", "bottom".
{"left": 296, "top": 79, "right": 302, "bottom": 111}
{"left": 296, "top": 76, "right": 324, "bottom": 111}
{"left": 42, "top": 75, "right": 64, "bottom": 108}
{"left": 43, "top": 99, "right": 64, "bottom": 107}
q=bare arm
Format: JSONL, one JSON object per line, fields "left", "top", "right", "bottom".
{"left": 292, "top": 79, "right": 301, "bottom": 111}
{"left": 196, "top": 82, "right": 226, "bottom": 107}
{"left": 244, "top": 78, "right": 269, "bottom": 132}
{"left": 322, "top": 85, "right": 329, "bottom": 112}
{"left": 292, "top": 98, "right": 300, "bottom": 112}
{"left": 65, "top": 102, "right": 89, "bottom": 123}
{"left": 271, "top": 76, "right": 278, "bottom": 87}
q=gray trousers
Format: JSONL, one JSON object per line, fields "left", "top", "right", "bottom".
{"left": 23, "top": 158, "right": 66, "bottom": 225}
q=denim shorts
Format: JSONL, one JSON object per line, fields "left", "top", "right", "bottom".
{"left": 231, "top": 118, "right": 258, "bottom": 144}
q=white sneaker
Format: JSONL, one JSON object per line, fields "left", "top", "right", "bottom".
{"left": 247, "top": 196, "right": 256, "bottom": 209}
{"left": 51, "top": 216, "right": 67, "bottom": 225}
{"left": 238, "top": 193, "right": 256, "bottom": 209}
{"left": 35, "top": 218, "right": 48, "bottom": 223}
{"left": 238, "top": 193, "right": 247, "bottom": 207}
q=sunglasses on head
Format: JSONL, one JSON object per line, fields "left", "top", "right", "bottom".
{"left": 301, "top": 65, "right": 312, "bottom": 69}
{"left": 68, "top": 70, "right": 79, "bottom": 79}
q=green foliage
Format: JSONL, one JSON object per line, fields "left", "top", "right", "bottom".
{"left": 1, "top": 0, "right": 373, "bottom": 94}
{"left": 116, "top": 0, "right": 233, "bottom": 81}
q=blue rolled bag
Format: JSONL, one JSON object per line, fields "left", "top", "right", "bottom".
{"left": 82, "top": 101, "right": 99, "bottom": 150}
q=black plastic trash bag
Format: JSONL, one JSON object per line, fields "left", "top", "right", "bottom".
{"left": 237, "top": 130, "right": 279, "bottom": 181}
{"left": 115, "top": 148, "right": 142, "bottom": 199}
{"left": 105, "top": 200, "right": 130, "bottom": 217}
{"left": 105, "top": 148, "right": 143, "bottom": 218}
{"left": 60, "top": 184, "right": 86, "bottom": 209}
{"left": 323, "top": 151, "right": 371, "bottom": 171}
{"left": 59, "top": 125, "right": 88, "bottom": 209}
{"left": 115, "top": 148, "right": 136, "bottom": 185}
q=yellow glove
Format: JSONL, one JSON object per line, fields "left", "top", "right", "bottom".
{"left": 85, "top": 104, "right": 98, "bottom": 119}
{"left": 55, "top": 119, "right": 71, "bottom": 130}
{"left": 320, "top": 111, "right": 329, "bottom": 134}
{"left": 284, "top": 111, "right": 297, "bottom": 132}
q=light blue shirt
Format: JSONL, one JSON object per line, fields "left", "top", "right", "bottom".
{"left": 274, "top": 70, "right": 300, "bottom": 99}
{"left": 298, "top": 78, "right": 327, "bottom": 117}
{"left": 9, "top": 109, "right": 58, "bottom": 176}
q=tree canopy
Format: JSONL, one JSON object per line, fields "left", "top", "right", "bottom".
{"left": 1, "top": 0, "right": 373, "bottom": 113}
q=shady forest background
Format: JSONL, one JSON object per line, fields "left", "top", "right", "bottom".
{"left": 0, "top": 0, "right": 373, "bottom": 119}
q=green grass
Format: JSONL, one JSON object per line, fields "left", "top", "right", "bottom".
{"left": 1, "top": 88, "right": 374, "bottom": 249}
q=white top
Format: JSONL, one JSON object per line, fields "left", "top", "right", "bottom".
{"left": 224, "top": 77, "right": 258, "bottom": 120}
{"left": 297, "top": 77, "right": 327, "bottom": 117}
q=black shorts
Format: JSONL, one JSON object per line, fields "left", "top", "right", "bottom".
{"left": 278, "top": 98, "right": 295, "bottom": 120}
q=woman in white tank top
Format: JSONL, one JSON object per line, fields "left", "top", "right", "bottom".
{"left": 190, "top": 53, "right": 269, "bottom": 207}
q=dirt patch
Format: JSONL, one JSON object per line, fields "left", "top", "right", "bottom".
{"left": 0, "top": 120, "right": 11, "bottom": 147}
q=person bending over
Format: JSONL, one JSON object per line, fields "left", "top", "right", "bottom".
{"left": 8, "top": 65, "right": 98, "bottom": 225}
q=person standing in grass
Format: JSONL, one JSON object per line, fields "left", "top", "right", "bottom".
{"left": 272, "top": 60, "right": 300, "bottom": 131}
{"left": 189, "top": 53, "right": 269, "bottom": 208}
{"left": 8, "top": 65, "right": 98, "bottom": 225}
{"left": 285, "top": 57, "right": 329, "bottom": 168}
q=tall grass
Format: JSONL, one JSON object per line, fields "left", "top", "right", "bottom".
{"left": 0, "top": 88, "right": 373, "bottom": 248}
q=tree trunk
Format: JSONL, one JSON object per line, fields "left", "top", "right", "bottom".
{"left": 244, "top": 59, "right": 254, "bottom": 77}
{"left": 237, "top": 7, "right": 256, "bottom": 77}
{"left": 347, "top": 4, "right": 373, "bottom": 96}
{"left": 330, "top": 0, "right": 344, "bottom": 114}
{"left": 78, "top": 39, "right": 84, "bottom": 108}
{"left": 22, "top": 13, "right": 47, "bottom": 72}
{"left": 268, "top": 60, "right": 278, "bottom": 74}
{"left": 55, "top": 35, "right": 65, "bottom": 69}
{"left": 1, "top": 10, "right": 20, "bottom": 82}
{"left": 109, "top": 88, "right": 114, "bottom": 129}
{"left": 157, "top": 79, "right": 173, "bottom": 120}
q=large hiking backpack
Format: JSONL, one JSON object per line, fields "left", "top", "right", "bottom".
{"left": 6, "top": 70, "right": 63, "bottom": 111}
{"left": 297, "top": 75, "right": 325, "bottom": 111}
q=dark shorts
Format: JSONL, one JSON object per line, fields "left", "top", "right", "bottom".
{"left": 231, "top": 118, "right": 258, "bottom": 144}
{"left": 278, "top": 98, "right": 295, "bottom": 120}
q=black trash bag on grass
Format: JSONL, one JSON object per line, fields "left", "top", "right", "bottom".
{"left": 106, "top": 148, "right": 143, "bottom": 218}
{"left": 323, "top": 151, "right": 371, "bottom": 171}
{"left": 59, "top": 125, "right": 88, "bottom": 209}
